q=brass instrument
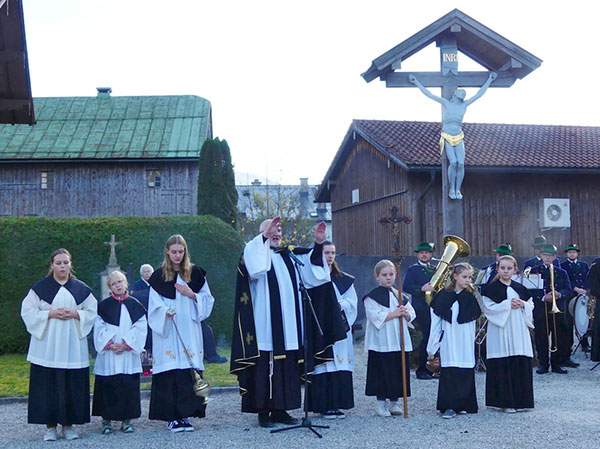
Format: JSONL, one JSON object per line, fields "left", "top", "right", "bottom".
{"left": 547, "top": 264, "right": 561, "bottom": 353}
{"left": 588, "top": 295, "right": 597, "bottom": 322}
{"left": 425, "top": 235, "right": 471, "bottom": 305}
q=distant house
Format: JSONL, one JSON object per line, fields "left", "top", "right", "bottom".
{"left": 237, "top": 178, "right": 332, "bottom": 240}
{"left": 0, "top": 89, "right": 212, "bottom": 217}
{"left": 316, "top": 119, "right": 600, "bottom": 257}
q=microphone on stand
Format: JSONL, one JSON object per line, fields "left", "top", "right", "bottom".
{"left": 287, "top": 249, "right": 305, "bottom": 266}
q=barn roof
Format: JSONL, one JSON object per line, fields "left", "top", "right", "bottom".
{"left": 362, "top": 8, "right": 542, "bottom": 85}
{"left": 0, "top": 0, "right": 35, "bottom": 125}
{"left": 315, "top": 119, "right": 600, "bottom": 202}
{"left": 0, "top": 94, "right": 212, "bottom": 160}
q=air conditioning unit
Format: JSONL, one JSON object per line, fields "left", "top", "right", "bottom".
{"left": 539, "top": 198, "right": 571, "bottom": 228}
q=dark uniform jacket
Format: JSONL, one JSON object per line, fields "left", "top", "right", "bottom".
{"left": 560, "top": 259, "right": 589, "bottom": 290}
{"left": 402, "top": 262, "right": 435, "bottom": 311}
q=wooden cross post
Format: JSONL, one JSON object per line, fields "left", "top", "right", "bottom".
{"left": 379, "top": 206, "right": 412, "bottom": 418}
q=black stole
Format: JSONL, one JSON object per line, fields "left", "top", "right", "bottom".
{"left": 31, "top": 276, "right": 92, "bottom": 305}
{"left": 98, "top": 295, "right": 147, "bottom": 326}
{"left": 431, "top": 289, "right": 481, "bottom": 324}
{"left": 148, "top": 265, "right": 206, "bottom": 299}
{"left": 482, "top": 279, "right": 531, "bottom": 304}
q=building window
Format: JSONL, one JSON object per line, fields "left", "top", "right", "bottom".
{"left": 148, "top": 170, "right": 161, "bottom": 188}
{"left": 352, "top": 188, "right": 359, "bottom": 204}
{"left": 41, "top": 171, "right": 53, "bottom": 189}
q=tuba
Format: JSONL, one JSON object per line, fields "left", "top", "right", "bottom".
{"left": 425, "top": 235, "right": 471, "bottom": 305}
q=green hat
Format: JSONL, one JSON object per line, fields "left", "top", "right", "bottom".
{"left": 494, "top": 243, "right": 512, "bottom": 255}
{"left": 564, "top": 243, "right": 580, "bottom": 252}
{"left": 532, "top": 235, "right": 547, "bottom": 249}
{"left": 414, "top": 241, "right": 434, "bottom": 253}
{"left": 540, "top": 243, "right": 557, "bottom": 254}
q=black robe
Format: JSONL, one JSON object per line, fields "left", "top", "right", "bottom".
{"left": 589, "top": 262, "right": 600, "bottom": 362}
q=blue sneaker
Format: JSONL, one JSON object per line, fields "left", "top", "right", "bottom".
{"left": 167, "top": 420, "right": 185, "bottom": 433}
{"left": 181, "top": 418, "right": 194, "bottom": 432}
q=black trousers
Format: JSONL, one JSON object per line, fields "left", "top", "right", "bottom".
{"left": 533, "top": 299, "right": 570, "bottom": 368}
{"left": 413, "top": 307, "right": 431, "bottom": 375}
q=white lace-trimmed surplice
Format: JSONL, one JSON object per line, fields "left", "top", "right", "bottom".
{"left": 148, "top": 274, "right": 214, "bottom": 374}
{"left": 243, "top": 234, "right": 330, "bottom": 352}
{"left": 21, "top": 287, "right": 97, "bottom": 369}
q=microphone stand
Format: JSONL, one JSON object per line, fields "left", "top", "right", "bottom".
{"left": 271, "top": 258, "right": 329, "bottom": 438}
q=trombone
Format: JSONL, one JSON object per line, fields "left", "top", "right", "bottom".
{"left": 546, "top": 264, "right": 561, "bottom": 353}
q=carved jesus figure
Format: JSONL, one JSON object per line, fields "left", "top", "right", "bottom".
{"left": 408, "top": 72, "right": 497, "bottom": 200}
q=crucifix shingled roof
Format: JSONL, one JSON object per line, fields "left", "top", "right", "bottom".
{"left": 362, "top": 8, "right": 542, "bottom": 87}
{"left": 361, "top": 8, "right": 541, "bottom": 238}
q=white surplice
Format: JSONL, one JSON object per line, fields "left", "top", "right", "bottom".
{"left": 364, "top": 291, "right": 416, "bottom": 353}
{"left": 482, "top": 286, "right": 534, "bottom": 359}
{"left": 21, "top": 287, "right": 97, "bottom": 369}
{"left": 427, "top": 302, "right": 476, "bottom": 368}
{"left": 148, "top": 275, "right": 214, "bottom": 374}
{"left": 93, "top": 303, "right": 148, "bottom": 376}
{"left": 314, "top": 283, "right": 358, "bottom": 373}
{"left": 243, "top": 234, "right": 330, "bottom": 352}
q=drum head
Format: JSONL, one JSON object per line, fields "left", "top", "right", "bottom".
{"left": 573, "top": 295, "right": 590, "bottom": 337}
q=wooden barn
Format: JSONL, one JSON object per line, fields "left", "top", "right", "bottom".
{"left": 0, "top": 89, "right": 212, "bottom": 217}
{"left": 316, "top": 119, "right": 600, "bottom": 258}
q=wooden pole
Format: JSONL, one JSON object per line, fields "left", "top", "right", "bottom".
{"left": 379, "top": 206, "right": 412, "bottom": 419}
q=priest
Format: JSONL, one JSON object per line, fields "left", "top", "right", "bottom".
{"left": 230, "top": 217, "right": 347, "bottom": 428}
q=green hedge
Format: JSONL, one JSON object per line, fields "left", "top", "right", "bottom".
{"left": 0, "top": 215, "right": 244, "bottom": 354}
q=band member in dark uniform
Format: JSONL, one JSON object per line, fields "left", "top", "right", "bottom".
{"left": 479, "top": 243, "right": 512, "bottom": 286}
{"left": 524, "top": 236, "right": 559, "bottom": 269}
{"left": 529, "top": 244, "right": 573, "bottom": 374}
{"left": 588, "top": 260, "right": 600, "bottom": 362}
{"left": 560, "top": 244, "right": 589, "bottom": 354}
{"left": 402, "top": 241, "right": 435, "bottom": 380}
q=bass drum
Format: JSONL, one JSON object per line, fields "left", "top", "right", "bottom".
{"left": 568, "top": 294, "right": 591, "bottom": 338}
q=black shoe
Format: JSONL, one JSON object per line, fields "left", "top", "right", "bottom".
{"left": 536, "top": 365, "right": 549, "bottom": 374}
{"left": 271, "top": 411, "right": 299, "bottom": 425}
{"left": 205, "top": 354, "right": 228, "bottom": 364}
{"left": 561, "top": 359, "right": 580, "bottom": 368}
{"left": 416, "top": 371, "right": 433, "bottom": 380}
{"left": 258, "top": 413, "right": 274, "bottom": 428}
{"left": 167, "top": 420, "right": 185, "bottom": 433}
{"left": 551, "top": 366, "right": 568, "bottom": 374}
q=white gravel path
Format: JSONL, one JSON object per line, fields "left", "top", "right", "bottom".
{"left": 1, "top": 348, "right": 599, "bottom": 449}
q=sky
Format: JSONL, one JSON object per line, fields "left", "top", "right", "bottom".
{"left": 21, "top": 0, "right": 600, "bottom": 186}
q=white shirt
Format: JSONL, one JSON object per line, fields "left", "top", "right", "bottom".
{"left": 93, "top": 301, "right": 148, "bottom": 375}
{"left": 243, "top": 234, "right": 330, "bottom": 352}
{"left": 427, "top": 301, "right": 476, "bottom": 368}
{"left": 364, "top": 290, "right": 416, "bottom": 353}
{"left": 148, "top": 274, "right": 214, "bottom": 374}
{"left": 482, "top": 286, "right": 534, "bottom": 359}
{"left": 21, "top": 286, "right": 97, "bottom": 369}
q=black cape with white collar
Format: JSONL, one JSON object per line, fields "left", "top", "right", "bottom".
{"left": 98, "top": 295, "right": 147, "bottom": 327}
{"left": 482, "top": 279, "right": 530, "bottom": 304}
{"left": 31, "top": 276, "right": 92, "bottom": 305}
{"left": 366, "top": 286, "right": 407, "bottom": 307}
{"left": 332, "top": 272, "right": 355, "bottom": 296}
{"left": 148, "top": 265, "right": 206, "bottom": 299}
{"left": 431, "top": 289, "right": 481, "bottom": 324}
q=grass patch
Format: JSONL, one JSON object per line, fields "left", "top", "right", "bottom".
{"left": 0, "top": 350, "right": 237, "bottom": 398}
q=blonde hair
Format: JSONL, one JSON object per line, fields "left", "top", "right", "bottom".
{"left": 374, "top": 259, "right": 396, "bottom": 277}
{"left": 491, "top": 255, "right": 518, "bottom": 283}
{"left": 107, "top": 271, "right": 128, "bottom": 289}
{"left": 445, "top": 262, "right": 474, "bottom": 293}
{"left": 162, "top": 234, "right": 193, "bottom": 283}
{"left": 47, "top": 248, "right": 76, "bottom": 279}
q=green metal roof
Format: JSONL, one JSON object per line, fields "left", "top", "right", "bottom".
{"left": 0, "top": 94, "right": 212, "bottom": 160}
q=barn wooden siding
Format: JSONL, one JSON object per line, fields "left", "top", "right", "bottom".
{"left": 0, "top": 161, "right": 198, "bottom": 217}
{"left": 330, "top": 139, "right": 600, "bottom": 257}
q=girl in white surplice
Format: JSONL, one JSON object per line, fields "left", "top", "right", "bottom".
{"left": 21, "top": 249, "right": 98, "bottom": 442}
{"left": 147, "top": 234, "right": 215, "bottom": 433}
{"left": 427, "top": 262, "right": 481, "bottom": 419}
{"left": 364, "top": 259, "right": 416, "bottom": 417}
{"left": 92, "top": 271, "right": 148, "bottom": 434}
{"left": 481, "top": 255, "right": 534, "bottom": 412}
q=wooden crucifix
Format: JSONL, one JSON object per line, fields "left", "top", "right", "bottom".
{"left": 103, "top": 234, "right": 122, "bottom": 267}
{"left": 379, "top": 205, "right": 412, "bottom": 418}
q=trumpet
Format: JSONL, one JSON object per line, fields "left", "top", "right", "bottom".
{"left": 546, "top": 264, "right": 561, "bottom": 353}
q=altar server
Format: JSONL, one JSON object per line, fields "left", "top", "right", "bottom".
{"left": 364, "top": 260, "right": 416, "bottom": 417}
{"left": 21, "top": 248, "right": 97, "bottom": 441}
{"left": 481, "top": 256, "right": 534, "bottom": 413}
{"left": 427, "top": 262, "right": 481, "bottom": 419}
{"left": 93, "top": 271, "right": 147, "bottom": 434}
{"left": 148, "top": 234, "right": 215, "bottom": 432}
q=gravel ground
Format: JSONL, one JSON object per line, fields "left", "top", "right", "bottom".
{"left": 2, "top": 348, "right": 599, "bottom": 449}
